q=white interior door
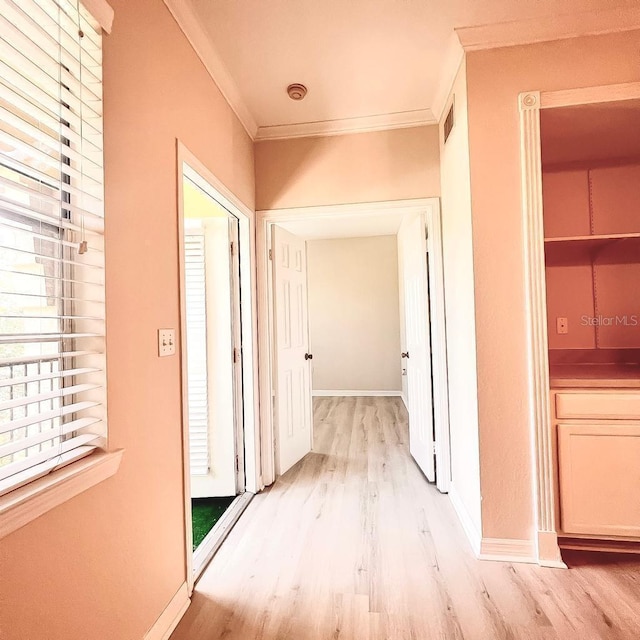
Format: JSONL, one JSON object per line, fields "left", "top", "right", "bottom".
{"left": 185, "top": 214, "right": 239, "bottom": 498}
{"left": 399, "top": 212, "right": 436, "bottom": 481}
{"left": 272, "top": 225, "right": 313, "bottom": 475}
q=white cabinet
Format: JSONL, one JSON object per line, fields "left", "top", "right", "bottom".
{"left": 553, "top": 389, "right": 640, "bottom": 539}
{"left": 558, "top": 422, "right": 640, "bottom": 537}
{"left": 556, "top": 390, "right": 640, "bottom": 420}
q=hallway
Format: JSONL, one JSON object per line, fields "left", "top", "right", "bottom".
{"left": 171, "top": 397, "right": 640, "bottom": 640}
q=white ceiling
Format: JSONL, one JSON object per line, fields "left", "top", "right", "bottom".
{"left": 178, "top": 0, "right": 640, "bottom": 138}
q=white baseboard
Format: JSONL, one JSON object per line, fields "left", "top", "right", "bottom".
{"left": 448, "top": 483, "right": 482, "bottom": 556}
{"left": 400, "top": 392, "right": 408, "bottom": 410}
{"left": 479, "top": 538, "right": 537, "bottom": 563}
{"left": 144, "top": 582, "right": 190, "bottom": 640}
{"left": 312, "top": 390, "right": 402, "bottom": 397}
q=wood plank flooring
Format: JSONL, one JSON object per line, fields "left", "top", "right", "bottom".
{"left": 171, "top": 396, "right": 640, "bottom": 640}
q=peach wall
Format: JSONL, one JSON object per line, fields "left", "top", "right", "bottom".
{"left": 541, "top": 170, "right": 591, "bottom": 238}
{"left": 0, "top": 1, "right": 254, "bottom": 639}
{"left": 255, "top": 125, "right": 440, "bottom": 210}
{"left": 545, "top": 265, "right": 596, "bottom": 350}
{"left": 465, "top": 29, "right": 640, "bottom": 541}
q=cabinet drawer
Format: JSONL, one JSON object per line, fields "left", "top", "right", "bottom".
{"left": 555, "top": 391, "right": 640, "bottom": 420}
{"left": 558, "top": 423, "right": 640, "bottom": 537}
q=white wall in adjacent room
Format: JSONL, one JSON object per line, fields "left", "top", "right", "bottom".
{"left": 307, "top": 235, "right": 402, "bottom": 393}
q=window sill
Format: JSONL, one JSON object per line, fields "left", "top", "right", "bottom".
{"left": 0, "top": 450, "right": 123, "bottom": 540}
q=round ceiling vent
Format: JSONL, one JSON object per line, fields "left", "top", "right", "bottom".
{"left": 287, "top": 83, "right": 308, "bottom": 101}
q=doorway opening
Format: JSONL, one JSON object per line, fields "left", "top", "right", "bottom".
{"left": 257, "top": 200, "right": 451, "bottom": 492}
{"left": 178, "top": 144, "right": 257, "bottom": 588}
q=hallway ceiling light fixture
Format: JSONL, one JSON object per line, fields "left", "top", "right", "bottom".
{"left": 287, "top": 83, "right": 307, "bottom": 100}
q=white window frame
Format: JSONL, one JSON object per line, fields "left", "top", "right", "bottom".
{"left": 0, "top": 0, "right": 120, "bottom": 540}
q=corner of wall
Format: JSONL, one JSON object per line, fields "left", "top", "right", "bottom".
{"left": 448, "top": 482, "right": 482, "bottom": 556}
{"left": 438, "top": 55, "right": 484, "bottom": 549}
{"left": 143, "top": 583, "right": 190, "bottom": 640}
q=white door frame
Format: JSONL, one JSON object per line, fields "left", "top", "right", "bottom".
{"left": 257, "top": 198, "right": 451, "bottom": 491}
{"left": 177, "top": 141, "right": 260, "bottom": 593}
{"left": 519, "top": 81, "right": 640, "bottom": 568}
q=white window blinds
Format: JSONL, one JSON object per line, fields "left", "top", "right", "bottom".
{"left": 184, "top": 232, "right": 210, "bottom": 476}
{"left": 0, "top": 0, "right": 106, "bottom": 496}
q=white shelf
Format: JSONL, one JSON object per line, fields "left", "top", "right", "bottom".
{"left": 544, "top": 233, "right": 640, "bottom": 265}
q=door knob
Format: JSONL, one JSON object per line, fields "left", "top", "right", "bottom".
{"left": 401, "top": 352, "right": 409, "bottom": 359}
{"left": 305, "top": 353, "right": 313, "bottom": 360}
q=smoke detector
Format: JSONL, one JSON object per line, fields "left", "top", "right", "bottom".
{"left": 287, "top": 83, "right": 307, "bottom": 101}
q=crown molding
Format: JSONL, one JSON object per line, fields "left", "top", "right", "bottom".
{"left": 255, "top": 109, "right": 436, "bottom": 141}
{"left": 162, "top": 0, "right": 258, "bottom": 139}
{"left": 83, "top": 0, "right": 114, "bottom": 33}
{"left": 456, "top": 6, "right": 640, "bottom": 52}
{"left": 431, "top": 34, "right": 465, "bottom": 123}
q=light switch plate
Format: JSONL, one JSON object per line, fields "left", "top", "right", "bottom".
{"left": 158, "top": 328, "right": 176, "bottom": 357}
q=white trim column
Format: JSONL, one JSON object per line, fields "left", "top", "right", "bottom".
{"left": 519, "top": 91, "right": 565, "bottom": 568}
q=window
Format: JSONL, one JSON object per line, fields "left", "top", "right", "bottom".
{"left": 183, "top": 229, "right": 210, "bottom": 477}
{"left": 0, "top": 0, "right": 106, "bottom": 498}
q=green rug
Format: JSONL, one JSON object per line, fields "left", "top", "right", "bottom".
{"left": 192, "top": 496, "right": 236, "bottom": 550}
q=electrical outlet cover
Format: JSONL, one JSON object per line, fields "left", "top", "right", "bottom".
{"left": 556, "top": 317, "right": 568, "bottom": 335}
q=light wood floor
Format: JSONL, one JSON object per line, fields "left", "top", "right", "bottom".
{"left": 172, "top": 396, "right": 640, "bottom": 640}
